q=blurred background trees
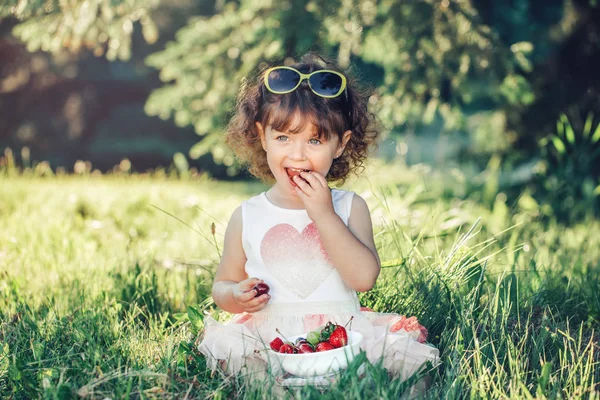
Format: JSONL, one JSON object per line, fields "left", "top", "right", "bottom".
{"left": 1, "top": 0, "right": 599, "bottom": 216}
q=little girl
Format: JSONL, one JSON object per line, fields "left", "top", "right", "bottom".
{"left": 198, "top": 53, "right": 439, "bottom": 382}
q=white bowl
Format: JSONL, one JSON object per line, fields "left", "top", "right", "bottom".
{"left": 267, "top": 331, "right": 363, "bottom": 377}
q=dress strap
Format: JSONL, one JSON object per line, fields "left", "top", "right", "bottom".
{"left": 331, "top": 189, "right": 355, "bottom": 225}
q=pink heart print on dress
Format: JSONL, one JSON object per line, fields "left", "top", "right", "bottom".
{"left": 260, "top": 223, "right": 334, "bottom": 299}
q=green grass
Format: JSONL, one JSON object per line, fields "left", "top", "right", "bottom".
{"left": 1, "top": 162, "right": 599, "bottom": 399}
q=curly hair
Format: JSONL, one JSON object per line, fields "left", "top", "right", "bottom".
{"left": 226, "top": 53, "right": 380, "bottom": 185}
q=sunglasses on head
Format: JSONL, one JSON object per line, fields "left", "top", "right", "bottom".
{"left": 263, "top": 66, "right": 347, "bottom": 99}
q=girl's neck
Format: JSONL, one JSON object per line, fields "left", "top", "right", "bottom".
{"left": 265, "top": 186, "right": 306, "bottom": 210}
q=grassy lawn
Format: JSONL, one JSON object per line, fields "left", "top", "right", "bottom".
{"left": 1, "top": 162, "right": 599, "bottom": 399}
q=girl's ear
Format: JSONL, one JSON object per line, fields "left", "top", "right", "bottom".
{"left": 255, "top": 122, "right": 267, "bottom": 151}
{"left": 335, "top": 130, "right": 352, "bottom": 158}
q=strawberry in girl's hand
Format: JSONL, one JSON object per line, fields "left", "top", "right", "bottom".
{"left": 328, "top": 325, "right": 348, "bottom": 348}
{"left": 279, "top": 343, "right": 294, "bottom": 354}
{"left": 253, "top": 282, "right": 270, "bottom": 297}
{"left": 269, "top": 337, "right": 284, "bottom": 351}
{"left": 285, "top": 168, "right": 310, "bottom": 187}
{"left": 315, "top": 342, "right": 335, "bottom": 352}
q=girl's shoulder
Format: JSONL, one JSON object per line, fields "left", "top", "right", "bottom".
{"left": 243, "top": 191, "right": 268, "bottom": 205}
{"left": 239, "top": 192, "right": 268, "bottom": 217}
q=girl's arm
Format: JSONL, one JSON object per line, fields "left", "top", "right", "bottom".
{"left": 292, "top": 171, "right": 380, "bottom": 292}
{"left": 212, "top": 206, "right": 271, "bottom": 313}
{"left": 313, "top": 194, "right": 381, "bottom": 292}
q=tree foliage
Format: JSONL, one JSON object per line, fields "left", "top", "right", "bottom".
{"left": 142, "top": 0, "right": 537, "bottom": 169}
{"left": 1, "top": 0, "right": 160, "bottom": 60}
{"left": 2, "top": 0, "right": 597, "bottom": 178}
{"left": 0, "top": 0, "right": 546, "bottom": 165}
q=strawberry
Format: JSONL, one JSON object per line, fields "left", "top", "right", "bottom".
{"left": 285, "top": 168, "right": 310, "bottom": 187}
{"left": 253, "top": 282, "right": 270, "bottom": 297}
{"left": 269, "top": 337, "right": 284, "bottom": 351}
{"left": 319, "top": 321, "right": 336, "bottom": 341}
{"left": 328, "top": 325, "right": 348, "bottom": 348}
{"left": 279, "top": 343, "right": 294, "bottom": 354}
{"left": 315, "top": 342, "right": 335, "bottom": 352}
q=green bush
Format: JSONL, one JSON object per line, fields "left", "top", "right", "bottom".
{"left": 535, "top": 113, "right": 600, "bottom": 221}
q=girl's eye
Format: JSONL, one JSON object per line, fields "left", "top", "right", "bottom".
{"left": 309, "top": 138, "right": 321, "bottom": 145}
{"left": 276, "top": 136, "right": 288, "bottom": 142}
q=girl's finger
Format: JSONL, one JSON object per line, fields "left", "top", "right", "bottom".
{"left": 237, "top": 290, "right": 258, "bottom": 303}
{"left": 245, "top": 294, "right": 270, "bottom": 309}
{"left": 293, "top": 175, "right": 312, "bottom": 192}
{"left": 299, "top": 171, "right": 324, "bottom": 188}
{"left": 311, "top": 171, "right": 328, "bottom": 188}
{"left": 241, "top": 277, "right": 262, "bottom": 291}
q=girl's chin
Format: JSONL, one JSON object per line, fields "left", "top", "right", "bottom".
{"left": 274, "top": 177, "right": 299, "bottom": 193}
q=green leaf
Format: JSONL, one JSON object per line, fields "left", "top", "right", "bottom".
{"left": 583, "top": 113, "right": 593, "bottom": 138}
{"left": 564, "top": 117, "right": 575, "bottom": 145}
{"left": 557, "top": 116, "right": 565, "bottom": 138}
{"left": 0, "top": 343, "right": 9, "bottom": 376}
{"left": 538, "top": 361, "right": 552, "bottom": 389}
{"left": 189, "top": 133, "right": 221, "bottom": 159}
{"left": 591, "top": 121, "right": 600, "bottom": 144}
{"left": 518, "top": 193, "right": 539, "bottom": 211}
{"left": 187, "top": 305, "right": 204, "bottom": 332}
{"left": 510, "top": 41, "right": 534, "bottom": 53}
{"left": 172, "top": 312, "right": 188, "bottom": 321}
{"left": 30, "top": 342, "right": 44, "bottom": 361}
{"left": 551, "top": 135, "right": 566, "bottom": 155}
{"left": 141, "top": 17, "right": 159, "bottom": 44}
{"left": 173, "top": 152, "right": 190, "bottom": 178}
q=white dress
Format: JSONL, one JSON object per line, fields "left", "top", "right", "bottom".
{"left": 198, "top": 189, "right": 439, "bottom": 381}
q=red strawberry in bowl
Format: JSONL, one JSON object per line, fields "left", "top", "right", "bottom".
{"left": 269, "top": 337, "right": 284, "bottom": 352}
{"left": 328, "top": 325, "right": 348, "bottom": 348}
{"left": 315, "top": 342, "right": 335, "bottom": 352}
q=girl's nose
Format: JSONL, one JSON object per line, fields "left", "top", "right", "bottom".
{"left": 289, "top": 142, "right": 307, "bottom": 160}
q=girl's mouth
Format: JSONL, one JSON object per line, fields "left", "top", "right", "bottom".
{"left": 285, "top": 168, "right": 310, "bottom": 187}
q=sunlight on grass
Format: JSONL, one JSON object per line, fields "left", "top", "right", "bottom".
{"left": 1, "top": 164, "right": 599, "bottom": 398}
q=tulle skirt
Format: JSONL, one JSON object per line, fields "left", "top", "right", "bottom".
{"left": 198, "top": 300, "right": 439, "bottom": 382}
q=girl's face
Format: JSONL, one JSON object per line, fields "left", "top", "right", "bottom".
{"left": 256, "top": 114, "right": 351, "bottom": 200}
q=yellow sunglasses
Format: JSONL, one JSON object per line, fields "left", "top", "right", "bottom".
{"left": 263, "top": 66, "right": 347, "bottom": 99}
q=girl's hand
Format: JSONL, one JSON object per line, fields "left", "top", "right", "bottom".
{"left": 232, "top": 277, "right": 270, "bottom": 313}
{"left": 293, "top": 171, "right": 336, "bottom": 222}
